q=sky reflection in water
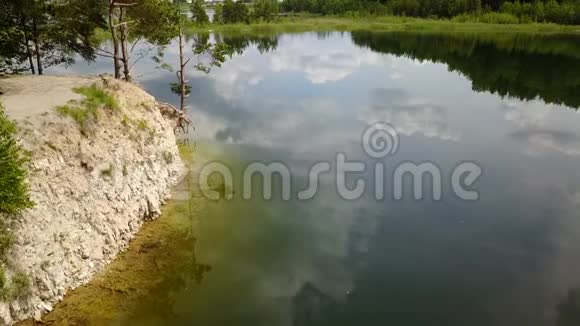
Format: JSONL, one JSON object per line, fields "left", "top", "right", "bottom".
{"left": 48, "top": 31, "right": 580, "bottom": 326}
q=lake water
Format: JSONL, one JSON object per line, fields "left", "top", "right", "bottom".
{"left": 46, "top": 31, "right": 580, "bottom": 325}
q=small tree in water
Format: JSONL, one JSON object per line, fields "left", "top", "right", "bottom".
{"left": 155, "top": 2, "right": 231, "bottom": 130}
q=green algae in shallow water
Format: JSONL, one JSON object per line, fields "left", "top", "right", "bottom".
{"left": 26, "top": 146, "right": 212, "bottom": 326}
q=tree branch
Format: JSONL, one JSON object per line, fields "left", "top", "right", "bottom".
{"left": 130, "top": 36, "right": 142, "bottom": 53}
{"left": 128, "top": 54, "right": 146, "bottom": 71}
{"left": 113, "top": 20, "right": 135, "bottom": 28}
{"left": 112, "top": 2, "right": 138, "bottom": 7}
{"left": 95, "top": 52, "right": 115, "bottom": 59}
{"left": 95, "top": 47, "right": 114, "bottom": 56}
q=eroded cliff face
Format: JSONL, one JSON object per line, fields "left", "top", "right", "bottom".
{"left": 0, "top": 77, "right": 185, "bottom": 324}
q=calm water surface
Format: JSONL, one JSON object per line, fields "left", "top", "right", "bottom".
{"left": 48, "top": 31, "right": 580, "bottom": 326}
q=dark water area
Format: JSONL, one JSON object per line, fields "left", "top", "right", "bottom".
{"left": 46, "top": 31, "right": 580, "bottom": 326}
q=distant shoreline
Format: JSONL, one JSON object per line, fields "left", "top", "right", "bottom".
{"left": 180, "top": 15, "right": 580, "bottom": 34}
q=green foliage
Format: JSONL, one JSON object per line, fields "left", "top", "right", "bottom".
{"left": 0, "top": 3, "right": 27, "bottom": 73}
{"left": 0, "top": 102, "right": 32, "bottom": 272}
{"left": 9, "top": 271, "right": 30, "bottom": 299}
{"left": 190, "top": 0, "right": 210, "bottom": 25}
{"left": 53, "top": 0, "right": 108, "bottom": 60}
{"left": 170, "top": 82, "right": 192, "bottom": 95}
{"left": 73, "top": 84, "right": 120, "bottom": 112}
{"left": 478, "top": 11, "right": 519, "bottom": 23}
{"left": 498, "top": 0, "right": 576, "bottom": 23}
{"left": 56, "top": 104, "right": 98, "bottom": 135}
{"left": 279, "top": 0, "right": 579, "bottom": 24}
{"left": 0, "top": 267, "right": 31, "bottom": 301}
{"left": 154, "top": 33, "right": 232, "bottom": 107}
{"left": 253, "top": 0, "right": 280, "bottom": 22}
{"left": 218, "top": 0, "right": 251, "bottom": 24}
{"left": 56, "top": 84, "right": 119, "bottom": 135}
{"left": 0, "top": 103, "right": 32, "bottom": 217}
{"left": 0, "top": 0, "right": 106, "bottom": 74}
{"left": 0, "top": 267, "right": 7, "bottom": 299}
{"left": 453, "top": 11, "right": 519, "bottom": 23}
{"left": 128, "top": 0, "right": 181, "bottom": 46}
{"left": 0, "top": 231, "right": 14, "bottom": 261}
{"left": 192, "top": 37, "right": 233, "bottom": 73}
{"left": 213, "top": 4, "right": 224, "bottom": 23}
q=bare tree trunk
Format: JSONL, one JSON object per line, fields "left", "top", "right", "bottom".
{"left": 20, "top": 15, "right": 35, "bottom": 75}
{"left": 120, "top": 25, "right": 131, "bottom": 82}
{"left": 32, "top": 17, "right": 43, "bottom": 75}
{"left": 178, "top": 28, "right": 186, "bottom": 113}
{"left": 108, "top": 1, "right": 121, "bottom": 79}
{"left": 118, "top": 7, "right": 131, "bottom": 82}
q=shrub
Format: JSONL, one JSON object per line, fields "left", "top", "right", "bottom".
{"left": 1, "top": 102, "right": 32, "bottom": 265}
{"left": 72, "top": 84, "right": 119, "bottom": 112}
{"left": 56, "top": 104, "right": 98, "bottom": 135}
{"left": 190, "top": 0, "right": 209, "bottom": 25}
{"left": 478, "top": 12, "right": 519, "bottom": 23}
{"left": 0, "top": 103, "right": 32, "bottom": 217}
{"left": 0, "top": 266, "right": 7, "bottom": 299}
{"left": 0, "top": 230, "right": 14, "bottom": 260}
{"left": 219, "top": 0, "right": 251, "bottom": 24}
{"left": 213, "top": 4, "right": 223, "bottom": 23}
{"left": 253, "top": 0, "right": 280, "bottom": 22}
{"left": 532, "top": 0, "right": 545, "bottom": 22}
{"left": 9, "top": 271, "right": 30, "bottom": 299}
{"left": 278, "top": 0, "right": 578, "bottom": 24}
{"left": 56, "top": 84, "right": 119, "bottom": 136}
{"left": 543, "top": 0, "right": 580, "bottom": 24}
{"left": 452, "top": 12, "right": 476, "bottom": 22}
{"left": 0, "top": 267, "right": 31, "bottom": 300}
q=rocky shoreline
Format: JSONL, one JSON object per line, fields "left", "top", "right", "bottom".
{"left": 0, "top": 76, "right": 186, "bottom": 324}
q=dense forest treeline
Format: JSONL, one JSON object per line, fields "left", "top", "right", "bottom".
{"left": 352, "top": 31, "right": 580, "bottom": 108}
{"left": 212, "top": 30, "right": 580, "bottom": 109}
{"left": 191, "top": 0, "right": 580, "bottom": 25}
{"left": 280, "top": 0, "right": 580, "bottom": 24}
{"left": 1, "top": 0, "right": 579, "bottom": 76}
{"left": 2, "top": 0, "right": 580, "bottom": 78}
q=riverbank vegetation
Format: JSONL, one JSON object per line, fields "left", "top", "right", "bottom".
{"left": 0, "top": 103, "right": 33, "bottom": 300}
{"left": 0, "top": 103, "right": 32, "bottom": 245}
{"left": 2, "top": 0, "right": 579, "bottom": 78}
{"left": 184, "top": 15, "right": 579, "bottom": 34}
{"left": 0, "top": 104, "right": 32, "bottom": 219}
{"left": 279, "top": 0, "right": 580, "bottom": 25}
{"left": 187, "top": 0, "right": 580, "bottom": 33}
{"left": 199, "top": 0, "right": 580, "bottom": 28}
